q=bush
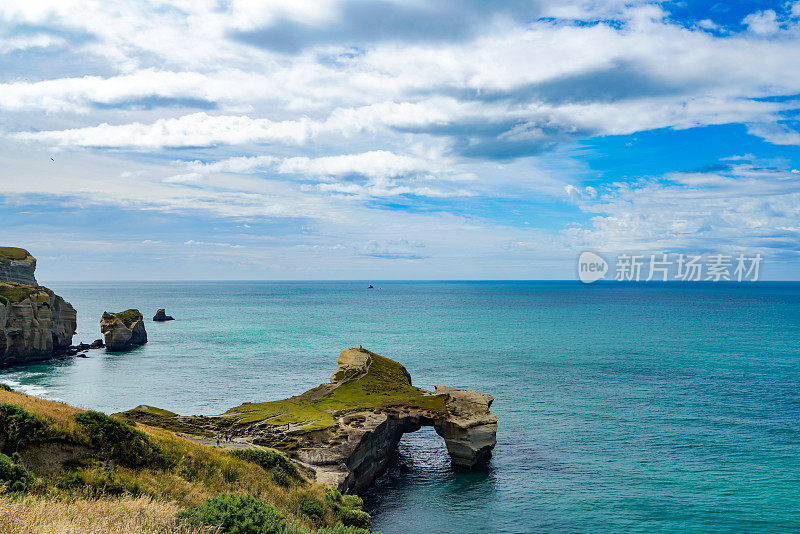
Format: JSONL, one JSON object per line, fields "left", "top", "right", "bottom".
{"left": 74, "top": 411, "right": 167, "bottom": 469}
{"left": 299, "top": 497, "right": 324, "bottom": 523}
{"left": 230, "top": 449, "right": 297, "bottom": 474}
{"left": 0, "top": 384, "right": 13, "bottom": 392}
{"left": 230, "top": 448, "right": 300, "bottom": 487}
{"left": 271, "top": 465, "right": 291, "bottom": 487}
{"left": 178, "top": 493, "right": 287, "bottom": 534}
{"left": 0, "top": 403, "right": 46, "bottom": 455}
{"left": 0, "top": 452, "right": 33, "bottom": 492}
{"left": 324, "top": 490, "right": 370, "bottom": 529}
{"left": 335, "top": 509, "right": 371, "bottom": 530}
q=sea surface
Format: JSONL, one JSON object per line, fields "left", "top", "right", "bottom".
{"left": 2, "top": 281, "right": 799, "bottom": 533}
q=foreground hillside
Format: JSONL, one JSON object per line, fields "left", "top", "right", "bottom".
{"left": 0, "top": 384, "right": 371, "bottom": 533}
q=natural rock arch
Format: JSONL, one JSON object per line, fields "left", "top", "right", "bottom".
{"left": 120, "top": 348, "right": 497, "bottom": 494}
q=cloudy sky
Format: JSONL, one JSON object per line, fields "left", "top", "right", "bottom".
{"left": 2, "top": 0, "right": 800, "bottom": 280}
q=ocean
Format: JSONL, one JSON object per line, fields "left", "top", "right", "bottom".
{"left": 1, "top": 281, "right": 799, "bottom": 533}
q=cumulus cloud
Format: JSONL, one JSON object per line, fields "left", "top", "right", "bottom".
{"left": 564, "top": 165, "right": 800, "bottom": 256}
{"left": 743, "top": 10, "right": 780, "bottom": 35}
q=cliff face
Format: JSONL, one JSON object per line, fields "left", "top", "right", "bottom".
{"left": 120, "top": 348, "right": 497, "bottom": 494}
{"left": 0, "top": 247, "right": 37, "bottom": 285}
{"left": 0, "top": 248, "right": 77, "bottom": 366}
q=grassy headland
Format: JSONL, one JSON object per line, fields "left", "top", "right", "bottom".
{"left": 224, "top": 350, "right": 447, "bottom": 434}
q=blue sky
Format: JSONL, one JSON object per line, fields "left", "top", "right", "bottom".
{"left": 2, "top": 0, "right": 800, "bottom": 280}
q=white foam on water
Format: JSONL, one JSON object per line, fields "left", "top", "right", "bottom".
{"left": 0, "top": 377, "right": 63, "bottom": 401}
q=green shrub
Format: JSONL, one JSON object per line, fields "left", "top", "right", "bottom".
{"left": 267, "top": 465, "right": 288, "bottom": 487}
{"left": 74, "top": 411, "right": 167, "bottom": 469}
{"left": 0, "top": 403, "right": 46, "bottom": 455}
{"left": 335, "top": 509, "right": 371, "bottom": 530}
{"left": 54, "top": 470, "right": 86, "bottom": 490}
{"left": 178, "top": 493, "right": 287, "bottom": 534}
{"left": 0, "top": 452, "right": 33, "bottom": 493}
{"left": 323, "top": 490, "right": 370, "bottom": 529}
{"left": 299, "top": 497, "right": 324, "bottom": 523}
{"left": 230, "top": 448, "right": 300, "bottom": 487}
{"left": 0, "top": 384, "right": 13, "bottom": 392}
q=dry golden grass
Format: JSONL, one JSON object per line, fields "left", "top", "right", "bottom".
{"left": 0, "top": 389, "right": 85, "bottom": 438}
{"left": 0, "top": 494, "right": 214, "bottom": 534}
{"left": 107, "top": 426, "right": 340, "bottom": 528}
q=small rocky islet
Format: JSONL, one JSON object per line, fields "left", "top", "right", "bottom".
{"left": 101, "top": 309, "right": 148, "bottom": 351}
{"left": 1, "top": 246, "right": 497, "bottom": 499}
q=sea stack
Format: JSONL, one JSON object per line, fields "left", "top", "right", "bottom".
{"left": 0, "top": 247, "right": 77, "bottom": 366}
{"left": 152, "top": 308, "right": 174, "bottom": 321}
{"left": 101, "top": 309, "right": 147, "bottom": 351}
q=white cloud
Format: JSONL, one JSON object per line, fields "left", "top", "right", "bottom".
{"left": 565, "top": 165, "right": 800, "bottom": 255}
{"left": 0, "top": 33, "right": 65, "bottom": 54}
{"left": 185, "top": 240, "right": 242, "bottom": 248}
{"left": 743, "top": 10, "right": 780, "bottom": 35}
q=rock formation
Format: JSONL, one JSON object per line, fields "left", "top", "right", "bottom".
{"left": 119, "top": 348, "right": 497, "bottom": 494}
{"left": 152, "top": 309, "right": 174, "bottom": 321}
{"left": 101, "top": 309, "right": 147, "bottom": 351}
{"left": 0, "top": 248, "right": 77, "bottom": 366}
{"left": 0, "top": 247, "right": 37, "bottom": 285}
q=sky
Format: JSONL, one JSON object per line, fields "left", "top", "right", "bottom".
{"left": 1, "top": 0, "right": 800, "bottom": 281}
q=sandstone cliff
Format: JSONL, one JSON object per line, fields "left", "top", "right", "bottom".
{"left": 0, "top": 248, "right": 76, "bottom": 366}
{"left": 119, "top": 348, "right": 497, "bottom": 494}
{"left": 0, "top": 247, "right": 37, "bottom": 285}
{"left": 101, "top": 309, "right": 147, "bottom": 351}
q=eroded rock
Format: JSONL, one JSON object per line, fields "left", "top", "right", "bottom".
{"left": 0, "top": 248, "right": 77, "bottom": 366}
{"left": 153, "top": 309, "right": 174, "bottom": 322}
{"left": 101, "top": 309, "right": 147, "bottom": 351}
{"left": 0, "top": 247, "right": 37, "bottom": 285}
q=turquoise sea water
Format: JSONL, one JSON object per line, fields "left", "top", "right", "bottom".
{"left": 1, "top": 281, "right": 799, "bottom": 533}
